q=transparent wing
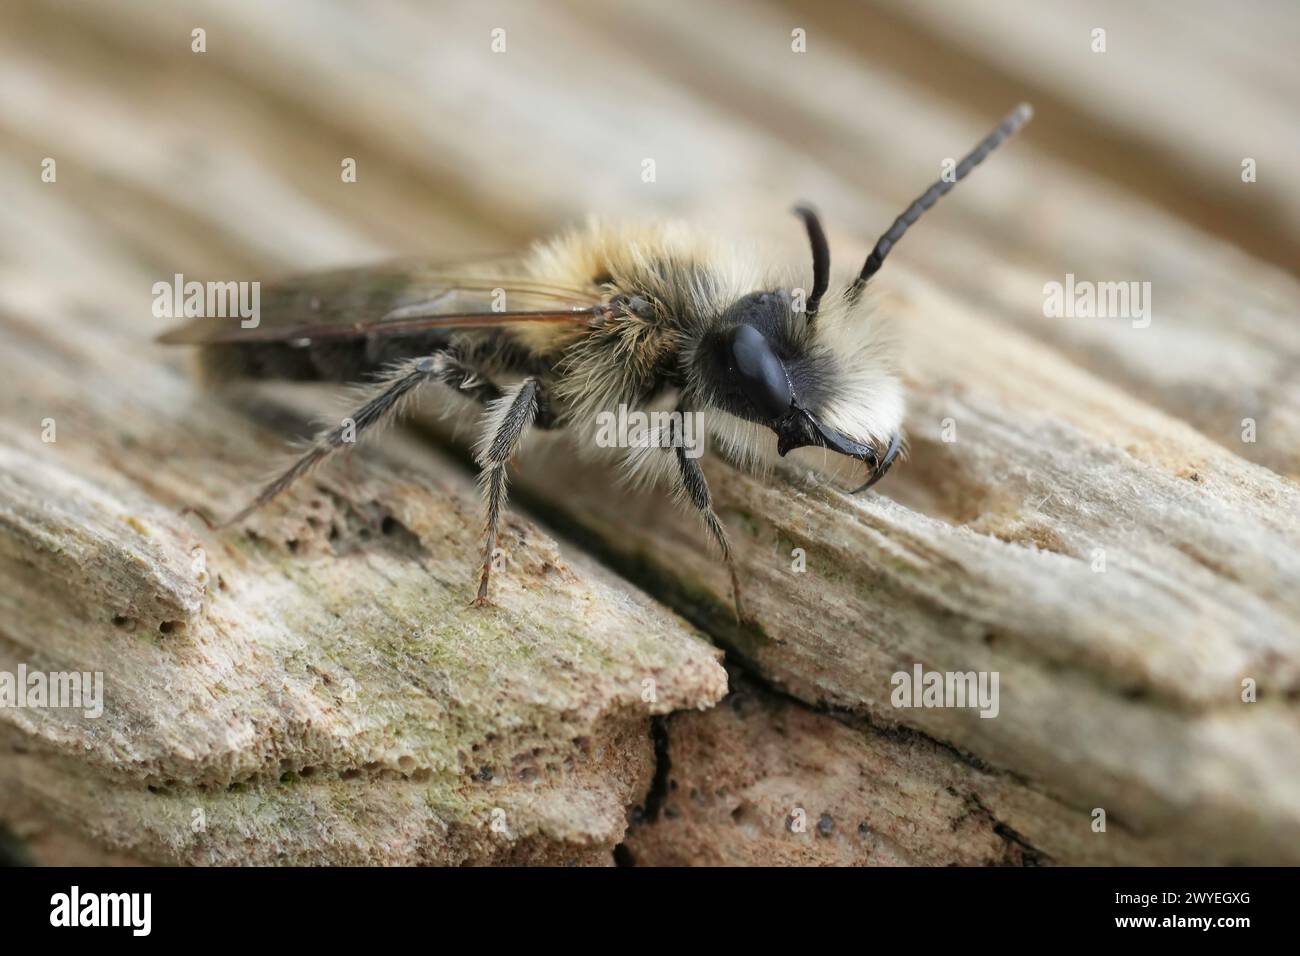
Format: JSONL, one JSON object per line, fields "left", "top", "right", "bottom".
{"left": 156, "top": 258, "right": 604, "bottom": 346}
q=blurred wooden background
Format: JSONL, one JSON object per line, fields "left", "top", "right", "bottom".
{"left": 1, "top": 0, "right": 1298, "bottom": 865}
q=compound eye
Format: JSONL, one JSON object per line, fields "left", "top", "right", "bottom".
{"left": 727, "top": 324, "right": 793, "bottom": 420}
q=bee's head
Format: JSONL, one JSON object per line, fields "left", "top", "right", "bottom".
{"left": 692, "top": 103, "right": 1035, "bottom": 491}
{"left": 701, "top": 290, "right": 902, "bottom": 493}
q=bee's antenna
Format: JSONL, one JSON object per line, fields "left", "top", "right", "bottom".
{"left": 848, "top": 103, "right": 1033, "bottom": 302}
{"left": 792, "top": 204, "right": 830, "bottom": 319}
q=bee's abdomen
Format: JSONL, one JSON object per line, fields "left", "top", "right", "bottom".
{"left": 197, "top": 331, "right": 461, "bottom": 384}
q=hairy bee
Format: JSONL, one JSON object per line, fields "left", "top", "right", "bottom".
{"left": 159, "top": 104, "right": 1032, "bottom": 606}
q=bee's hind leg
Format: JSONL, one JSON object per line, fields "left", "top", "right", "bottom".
{"left": 215, "top": 352, "right": 499, "bottom": 528}
{"left": 674, "top": 446, "right": 749, "bottom": 625}
{"left": 472, "top": 377, "right": 547, "bottom": 607}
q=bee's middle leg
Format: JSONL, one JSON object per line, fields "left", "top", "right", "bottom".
{"left": 473, "top": 377, "right": 546, "bottom": 607}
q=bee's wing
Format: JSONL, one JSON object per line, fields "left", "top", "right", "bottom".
{"left": 155, "top": 259, "right": 604, "bottom": 345}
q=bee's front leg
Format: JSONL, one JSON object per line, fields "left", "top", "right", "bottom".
{"left": 674, "top": 445, "right": 748, "bottom": 625}
{"left": 472, "top": 378, "right": 548, "bottom": 607}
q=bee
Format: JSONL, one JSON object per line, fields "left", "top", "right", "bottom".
{"left": 159, "top": 104, "right": 1033, "bottom": 608}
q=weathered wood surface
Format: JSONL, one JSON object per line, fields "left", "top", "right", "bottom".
{"left": 1, "top": 0, "right": 1297, "bottom": 865}
{"left": 0, "top": 326, "right": 726, "bottom": 864}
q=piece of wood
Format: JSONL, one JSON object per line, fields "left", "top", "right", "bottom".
{"left": 0, "top": 302, "right": 725, "bottom": 865}
{"left": 1, "top": 0, "right": 1296, "bottom": 866}
{"left": 622, "top": 672, "right": 1217, "bottom": 867}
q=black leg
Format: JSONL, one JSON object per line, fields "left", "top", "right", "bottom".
{"left": 473, "top": 378, "right": 543, "bottom": 606}
{"left": 217, "top": 352, "right": 501, "bottom": 527}
{"left": 675, "top": 444, "right": 748, "bottom": 622}
{"left": 676, "top": 445, "right": 729, "bottom": 559}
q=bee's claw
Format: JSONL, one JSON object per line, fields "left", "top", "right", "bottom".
{"left": 180, "top": 505, "right": 220, "bottom": 531}
{"left": 727, "top": 557, "right": 753, "bottom": 626}
{"left": 473, "top": 559, "right": 495, "bottom": 608}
